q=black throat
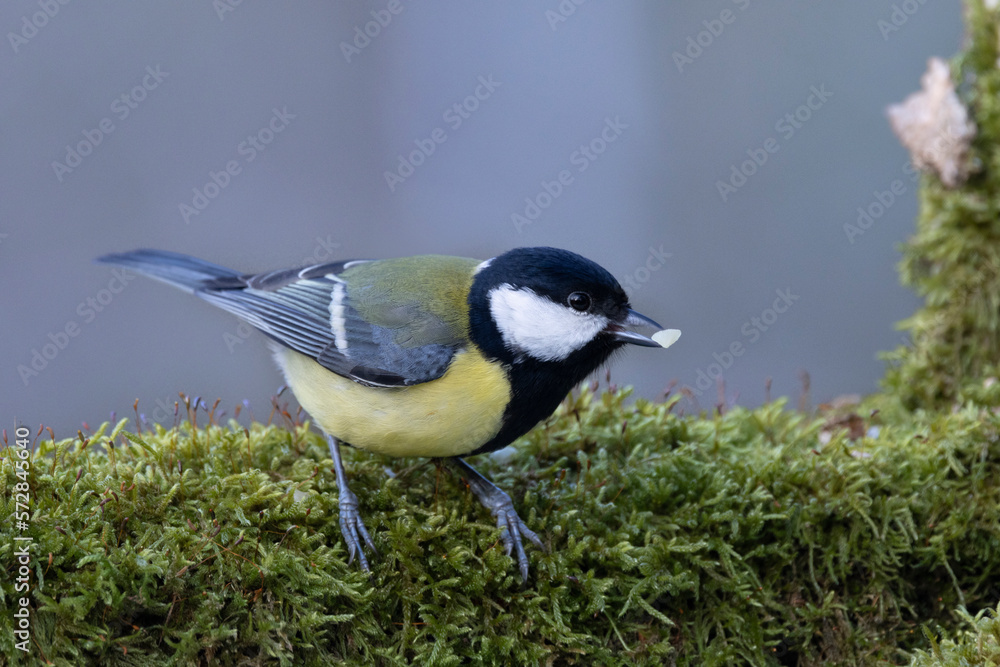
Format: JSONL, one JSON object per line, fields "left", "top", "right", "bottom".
{"left": 465, "top": 342, "right": 621, "bottom": 455}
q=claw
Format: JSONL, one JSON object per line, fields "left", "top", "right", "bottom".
{"left": 449, "top": 457, "right": 545, "bottom": 582}
{"left": 328, "top": 436, "right": 377, "bottom": 571}
{"left": 338, "top": 485, "right": 376, "bottom": 570}
{"left": 496, "top": 506, "right": 544, "bottom": 582}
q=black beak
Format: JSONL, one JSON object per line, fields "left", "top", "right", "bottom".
{"left": 607, "top": 309, "right": 663, "bottom": 347}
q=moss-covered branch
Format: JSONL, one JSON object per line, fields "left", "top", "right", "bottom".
{"left": 2, "top": 388, "right": 1000, "bottom": 665}
{"left": 883, "top": 0, "right": 1000, "bottom": 408}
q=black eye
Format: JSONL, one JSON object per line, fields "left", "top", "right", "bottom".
{"left": 567, "top": 292, "right": 592, "bottom": 312}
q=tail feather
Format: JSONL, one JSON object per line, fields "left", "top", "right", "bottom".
{"left": 95, "top": 249, "right": 239, "bottom": 294}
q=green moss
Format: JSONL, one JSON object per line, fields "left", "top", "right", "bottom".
{"left": 908, "top": 603, "right": 1000, "bottom": 666}
{"left": 883, "top": 0, "right": 1000, "bottom": 408}
{"left": 3, "top": 387, "right": 1000, "bottom": 665}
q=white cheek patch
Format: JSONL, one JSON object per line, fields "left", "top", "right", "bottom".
{"left": 489, "top": 285, "right": 608, "bottom": 361}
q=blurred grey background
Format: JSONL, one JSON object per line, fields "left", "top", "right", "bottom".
{"left": 3, "top": 1, "right": 963, "bottom": 437}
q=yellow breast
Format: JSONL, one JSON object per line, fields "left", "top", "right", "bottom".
{"left": 275, "top": 347, "right": 510, "bottom": 458}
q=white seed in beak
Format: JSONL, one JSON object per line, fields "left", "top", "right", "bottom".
{"left": 651, "top": 329, "right": 682, "bottom": 349}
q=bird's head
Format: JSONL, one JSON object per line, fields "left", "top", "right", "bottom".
{"left": 468, "top": 247, "right": 665, "bottom": 367}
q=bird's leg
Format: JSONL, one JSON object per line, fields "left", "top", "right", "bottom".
{"left": 447, "top": 457, "right": 544, "bottom": 582}
{"left": 327, "top": 435, "right": 377, "bottom": 570}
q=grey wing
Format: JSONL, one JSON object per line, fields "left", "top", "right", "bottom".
{"left": 197, "top": 261, "right": 458, "bottom": 387}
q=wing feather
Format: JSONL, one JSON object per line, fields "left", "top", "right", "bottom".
{"left": 195, "top": 257, "right": 477, "bottom": 387}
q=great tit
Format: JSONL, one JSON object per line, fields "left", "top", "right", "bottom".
{"left": 96, "top": 246, "right": 677, "bottom": 581}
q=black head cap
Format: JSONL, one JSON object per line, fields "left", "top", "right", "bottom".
{"left": 468, "top": 247, "right": 635, "bottom": 364}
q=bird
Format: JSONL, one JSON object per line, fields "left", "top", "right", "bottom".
{"left": 95, "top": 246, "right": 679, "bottom": 581}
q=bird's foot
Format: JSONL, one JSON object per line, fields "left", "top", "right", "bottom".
{"left": 448, "top": 457, "right": 544, "bottom": 582}
{"left": 337, "top": 485, "right": 377, "bottom": 571}
{"left": 489, "top": 494, "right": 544, "bottom": 582}
{"left": 328, "top": 435, "right": 377, "bottom": 571}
